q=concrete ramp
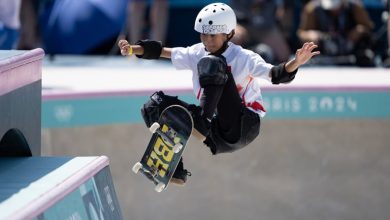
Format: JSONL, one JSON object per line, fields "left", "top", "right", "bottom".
{"left": 0, "top": 156, "right": 122, "bottom": 219}
{"left": 0, "top": 50, "right": 123, "bottom": 219}
{"left": 42, "top": 121, "right": 390, "bottom": 220}
{"left": 38, "top": 56, "right": 390, "bottom": 219}
{"left": 0, "top": 49, "right": 43, "bottom": 156}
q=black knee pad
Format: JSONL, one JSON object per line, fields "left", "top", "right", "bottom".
{"left": 141, "top": 91, "right": 188, "bottom": 127}
{"left": 197, "top": 55, "right": 228, "bottom": 87}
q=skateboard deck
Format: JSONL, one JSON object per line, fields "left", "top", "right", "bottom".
{"left": 132, "top": 105, "right": 193, "bottom": 192}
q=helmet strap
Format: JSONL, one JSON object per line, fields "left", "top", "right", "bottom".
{"left": 209, "top": 30, "right": 235, "bottom": 56}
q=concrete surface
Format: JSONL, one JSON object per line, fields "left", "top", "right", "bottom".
{"left": 0, "top": 49, "right": 44, "bottom": 156}
{"left": 42, "top": 119, "right": 390, "bottom": 220}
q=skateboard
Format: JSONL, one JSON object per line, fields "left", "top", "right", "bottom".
{"left": 132, "top": 105, "right": 193, "bottom": 192}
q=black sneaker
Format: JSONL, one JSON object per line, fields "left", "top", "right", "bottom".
{"left": 171, "top": 158, "right": 191, "bottom": 186}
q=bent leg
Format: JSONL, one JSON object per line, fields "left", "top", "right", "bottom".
{"left": 196, "top": 55, "right": 243, "bottom": 143}
{"left": 215, "top": 70, "right": 243, "bottom": 143}
{"left": 197, "top": 54, "right": 228, "bottom": 119}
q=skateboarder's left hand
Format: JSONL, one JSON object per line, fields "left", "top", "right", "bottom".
{"left": 295, "top": 42, "right": 320, "bottom": 66}
{"left": 284, "top": 41, "right": 320, "bottom": 73}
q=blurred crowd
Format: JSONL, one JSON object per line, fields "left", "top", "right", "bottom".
{"left": 1, "top": 0, "right": 389, "bottom": 67}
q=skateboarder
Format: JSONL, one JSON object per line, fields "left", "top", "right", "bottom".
{"left": 119, "top": 2, "right": 320, "bottom": 185}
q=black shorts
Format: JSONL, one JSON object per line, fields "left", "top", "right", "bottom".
{"left": 206, "top": 107, "right": 261, "bottom": 155}
{"left": 141, "top": 91, "right": 261, "bottom": 155}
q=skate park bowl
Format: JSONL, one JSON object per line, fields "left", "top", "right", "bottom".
{"left": 0, "top": 50, "right": 123, "bottom": 219}
{"left": 0, "top": 49, "right": 43, "bottom": 156}
{"left": 39, "top": 55, "right": 390, "bottom": 220}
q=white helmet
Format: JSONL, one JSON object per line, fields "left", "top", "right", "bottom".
{"left": 194, "top": 3, "right": 237, "bottom": 35}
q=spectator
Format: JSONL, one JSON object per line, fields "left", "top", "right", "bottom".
{"left": 0, "top": 0, "right": 22, "bottom": 49}
{"left": 383, "top": 0, "right": 390, "bottom": 67}
{"left": 18, "top": 0, "right": 42, "bottom": 50}
{"left": 277, "top": 0, "right": 296, "bottom": 48}
{"left": 127, "top": 0, "right": 169, "bottom": 44}
{"left": 297, "top": 0, "right": 375, "bottom": 66}
{"left": 230, "top": 0, "right": 292, "bottom": 64}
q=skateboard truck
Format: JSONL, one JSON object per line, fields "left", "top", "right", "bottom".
{"left": 132, "top": 162, "right": 166, "bottom": 192}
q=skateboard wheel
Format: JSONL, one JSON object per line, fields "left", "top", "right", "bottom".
{"left": 155, "top": 183, "right": 166, "bottom": 192}
{"left": 149, "top": 122, "right": 160, "bottom": 133}
{"left": 132, "top": 162, "right": 143, "bottom": 174}
{"left": 173, "top": 143, "right": 183, "bottom": 153}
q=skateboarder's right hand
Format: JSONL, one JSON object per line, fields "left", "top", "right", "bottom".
{"left": 118, "top": 39, "right": 132, "bottom": 56}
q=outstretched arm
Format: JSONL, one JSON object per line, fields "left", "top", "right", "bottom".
{"left": 118, "top": 39, "right": 172, "bottom": 59}
{"left": 269, "top": 42, "right": 320, "bottom": 84}
{"left": 285, "top": 42, "right": 320, "bottom": 73}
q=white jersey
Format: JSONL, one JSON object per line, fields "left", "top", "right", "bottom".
{"left": 171, "top": 42, "right": 273, "bottom": 117}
